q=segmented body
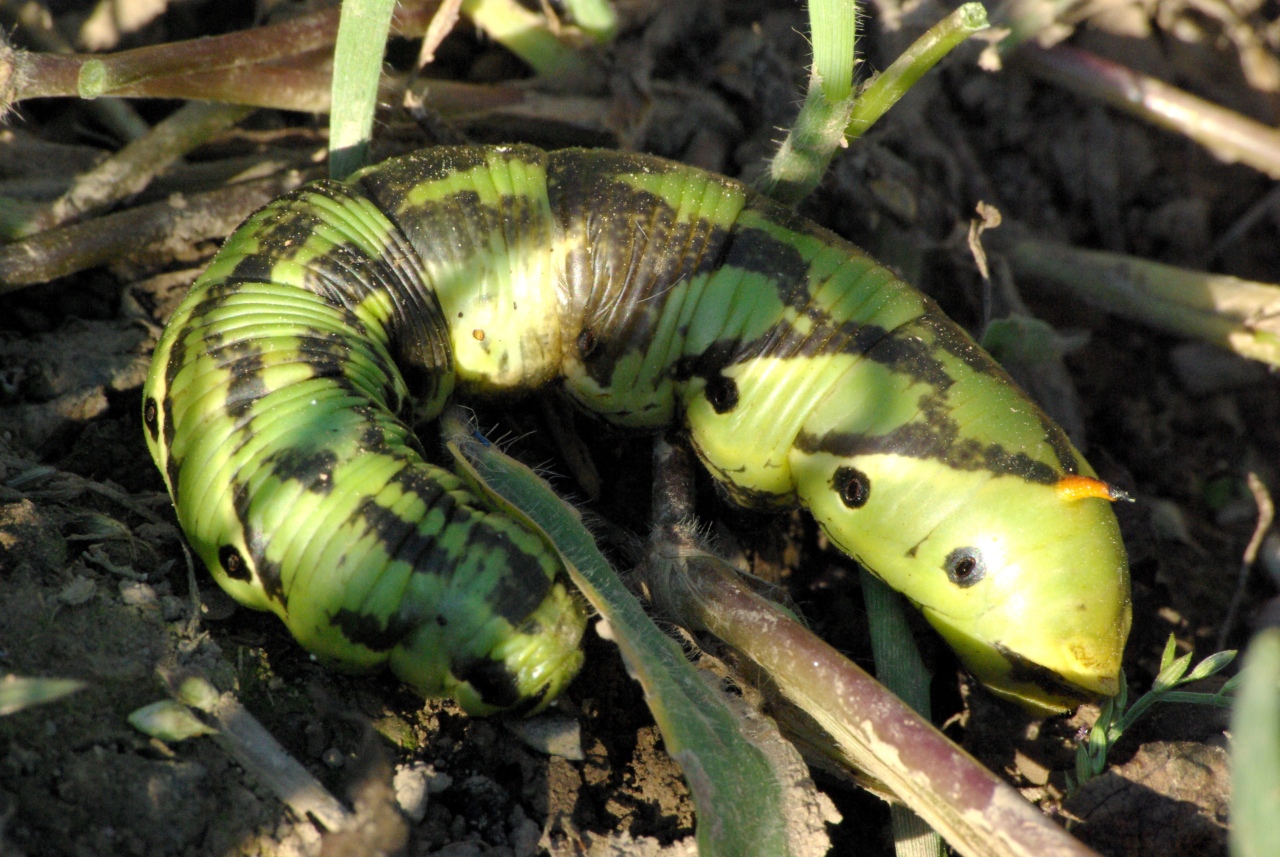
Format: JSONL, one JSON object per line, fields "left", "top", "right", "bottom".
{"left": 143, "top": 145, "right": 1131, "bottom": 715}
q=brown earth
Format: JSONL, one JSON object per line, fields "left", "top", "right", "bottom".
{"left": 1, "top": 0, "right": 1275, "bottom": 854}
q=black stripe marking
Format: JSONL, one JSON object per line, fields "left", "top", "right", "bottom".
{"left": 795, "top": 392, "right": 1060, "bottom": 485}
{"left": 994, "top": 643, "right": 1090, "bottom": 704}
{"left": 453, "top": 656, "right": 522, "bottom": 709}
{"left": 268, "top": 446, "right": 339, "bottom": 494}
{"left": 162, "top": 397, "right": 180, "bottom": 505}
{"left": 331, "top": 606, "right": 416, "bottom": 652}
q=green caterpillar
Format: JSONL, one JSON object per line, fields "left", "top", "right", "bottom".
{"left": 143, "top": 144, "right": 1131, "bottom": 715}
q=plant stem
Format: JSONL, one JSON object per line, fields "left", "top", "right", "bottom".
{"left": 1009, "top": 238, "right": 1280, "bottom": 367}
{"left": 1018, "top": 44, "right": 1280, "bottom": 180}
{"left": 0, "top": 0, "right": 149, "bottom": 139}
{"left": 17, "top": 101, "right": 252, "bottom": 236}
{"left": 759, "top": 1, "right": 988, "bottom": 205}
{"left": 846, "top": 3, "right": 988, "bottom": 141}
{"left": 460, "top": 0, "right": 595, "bottom": 80}
{"left": 0, "top": 170, "right": 318, "bottom": 290}
{"left": 756, "top": 0, "right": 858, "bottom": 204}
{"left": 0, "top": 3, "right": 439, "bottom": 112}
{"left": 76, "top": 7, "right": 349, "bottom": 98}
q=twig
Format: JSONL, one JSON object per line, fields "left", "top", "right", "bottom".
{"left": 1008, "top": 238, "right": 1280, "bottom": 368}
{"left": 417, "top": 0, "right": 464, "bottom": 67}
{"left": 0, "top": 2, "right": 439, "bottom": 111}
{"left": 1017, "top": 44, "right": 1280, "bottom": 180}
{"left": 167, "top": 674, "right": 354, "bottom": 831}
{"left": 0, "top": 168, "right": 318, "bottom": 290}
{"left": 1219, "top": 473, "right": 1274, "bottom": 650}
{"left": 18, "top": 101, "right": 253, "bottom": 236}
{"left": 0, "top": 0, "right": 149, "bottom": 138}
{"left": 180, "top": 542, "right": 202, "bottom": 639}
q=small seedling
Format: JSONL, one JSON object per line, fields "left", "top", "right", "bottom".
{"left": 1069, "top": 634, "right": 1237, "bottom": 792}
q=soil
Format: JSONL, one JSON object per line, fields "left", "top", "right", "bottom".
{"left": 1, "top": 0, "right": 1276, "bottom": 854}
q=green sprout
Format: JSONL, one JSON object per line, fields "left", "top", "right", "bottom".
{"left": 1070, "top": 635, "right": 1237, "bottom": 792}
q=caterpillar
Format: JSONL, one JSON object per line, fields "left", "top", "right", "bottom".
{"left": 142, "top": 144, "right": 1132, "bottom": 716}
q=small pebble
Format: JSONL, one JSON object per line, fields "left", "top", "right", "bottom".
{"left": 504, "top": 713, "right": 584, "bottom": 760}
{"left": 159, "top": 595, "right": 186, "bottom": 622}
{"left": 393, "top": 762, "right": 431, "bottom": 822}
{"left": 321, "top": 748, "right": 344, "bottom": 769}
{"left": 119, "top": 581, "right": 158, "bottom": 608}
{"left": 58, "top": 576, "right": 96, "bottom": 606}
{"left": 509, "top": 813, "right": 540, "bottom": 857}
{"left": 428, "top": 771, "right": 453, "bottom": 794}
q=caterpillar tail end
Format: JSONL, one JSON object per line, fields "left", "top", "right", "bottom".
{"left": 450, "top": 582, "right": 588, "bottom": 717}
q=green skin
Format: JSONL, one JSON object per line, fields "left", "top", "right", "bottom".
{"left": 143, "top": 145, "right": 1131, "bottom": 716}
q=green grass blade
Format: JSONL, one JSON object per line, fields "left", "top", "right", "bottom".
{"left": 329, "top": 0, "right": 397, "bottom": 179}
{"left": 809, "top": 0, "right": 856, "bottom": 101}
{"left": 0, "top": 674, "right": 86, "bottom": 715}
{"left": 460, "top": 0, "right": 594, "bottom": 79}
{"left": 846, "top": 3, "right": 988, "bottom": 141}
{"left": 861, "top": 571, "right": 931, "bottom": 716}
{"left": 1231, "top": 627, "right": 1280, "bottom": 857}
{"left": 862, "top": 571, "right": 947, "bottom": 857}
{"left": 559, "top": 0, "right": 618, "bottom": 43}
{"left": 440, "top": 409, "right": 791, "bottom": 857}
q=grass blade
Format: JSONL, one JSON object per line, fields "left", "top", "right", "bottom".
{"left": 441, "top": 408, "right": 800, "bottom": 857}
{"left": 329, "top": 0, "right": 398, "bottom": 178}
{"left": 1230, "top": 626, "right": 1280, "bottom": 857}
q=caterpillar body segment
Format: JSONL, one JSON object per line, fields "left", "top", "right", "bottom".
{"left": 144, "top": 144, "right": 1131, "bottom": 715}
{"left": 144, "top": 171, "right": 585, "bottom": 715}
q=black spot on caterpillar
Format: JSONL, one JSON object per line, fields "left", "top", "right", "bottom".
{"left": 832, "top": 466, "right": 870, "bottom": 509}
{"left": 144, "top": 145, "right": 1131, "bottom": 715}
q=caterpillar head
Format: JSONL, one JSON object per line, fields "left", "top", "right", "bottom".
{"left": 795, "top": 451, "right": 1131, "bottom": 714}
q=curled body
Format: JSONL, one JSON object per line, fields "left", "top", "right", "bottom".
{"left": 143, "top": 145, "right": 1131, "bottom": 715}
